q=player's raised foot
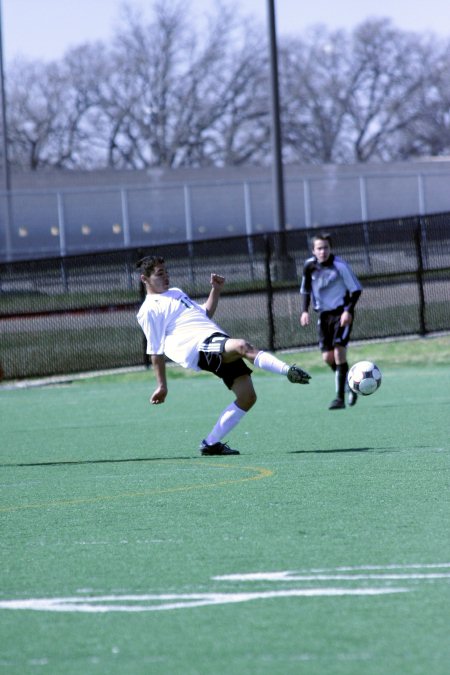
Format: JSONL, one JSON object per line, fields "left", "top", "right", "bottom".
{"left": 329, "top": 397, "right": 345, "bottom": 410}
{"left": 287, "top": 365, "right": 311, "bottom": 384}
{"left": 199, "top": 440, "right": 240, "bottom": 456}
{"left": 348, "top": 390, "right": 358, "bottom": 407}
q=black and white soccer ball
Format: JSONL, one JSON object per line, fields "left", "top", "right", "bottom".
{"left": 348, "top": 360, "right": 382, "bottom": 396}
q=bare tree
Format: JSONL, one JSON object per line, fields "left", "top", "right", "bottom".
{"left": 344, "top": 19, "right": 433, "bottom": 162}
{"left": 60, "top": 43, "right": 115, "bottom": 168}
{"left": 209, "top": 30, "right": 270, "bottom": 166}
{"left": 278, "top": 20, "right": 439, "bottom": 164}
{"left": 6, "top": 2, "right": 450, "bottom": 171}
{"left": 279, "top": 26, "right": 355, "bottom": 163}
{"left": 96, "top": 1, "right": 268, "bottom": 168}
{"left": 395, "top": 40, "right": 450, "bottom": 158}
{"left": 6, "top": 0, "right": 267, "bottom": 170}
{"left": 7, "top": 46, "right": 105, "bottom": 170}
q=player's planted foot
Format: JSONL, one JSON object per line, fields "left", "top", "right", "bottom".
{"left": 199, "top": 440, "right": 240, "bottom": 456}
{"left": 329, "top": 398, "right": 345, "bottom": 410}
{"left": 287, "top": 365, "right": 311, "bottom": 384}
{"left": 348, "top": 390, "right": 358, "bottom": 407}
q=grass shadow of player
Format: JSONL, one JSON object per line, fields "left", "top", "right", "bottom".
{"left": 289, "top": 447, "right": 374, "bottom": 454}
{"left": 0, "top": 456, "right": 195, "bottom": 468}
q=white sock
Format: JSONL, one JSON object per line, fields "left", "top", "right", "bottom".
{"left": 205, "top": 402, "right": 246, "bottom": 445}
{"left": 254, "top": 350, "right": 288, "bottom": 375}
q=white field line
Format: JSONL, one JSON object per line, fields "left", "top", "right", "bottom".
{"left": 3, "top": 563, "right": 448, "bottom": 613}
{"left": 213, "top": 572, "right": 450, "bottom": 582}
{"left": 0, "top": 588, "right": 409, "bottom": 613}
{"left": 304, "top": 563, "right": 450, "bottom": 572}
{"left": 213, "top": 564, "right": 450, "bottom": 582}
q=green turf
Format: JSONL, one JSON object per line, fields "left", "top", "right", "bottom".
{"left": 1, "top": 340, "right": 449, "bottom": 674}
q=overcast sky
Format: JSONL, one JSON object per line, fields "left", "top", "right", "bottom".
{"left": 3, "top": 0, "right": 449, "bottom": 63}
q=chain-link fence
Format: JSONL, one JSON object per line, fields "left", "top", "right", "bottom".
{"left": 1, "top": 212, "right": 449, "bottom": 380}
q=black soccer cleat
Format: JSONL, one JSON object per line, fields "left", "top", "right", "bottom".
{"left": 348, "top": 390, "right": 358, "bottom": 407}
{"left": 287, "top": 365, "right": 311, "bottom": 384}
{"left": 199, "top": 440, "right": 240, "bottom": 456}
{"left": 329, "top": 397, "right": 345, "bottom": 410}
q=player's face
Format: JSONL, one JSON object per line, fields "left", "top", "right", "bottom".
{"left": 313, "top": 239, "right": 331, "bottom": 263}
{"left": 144, "top": 264, "right": 170, "bottom": 294}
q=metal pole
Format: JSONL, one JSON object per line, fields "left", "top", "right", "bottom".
{"left": 57, "top": 192, "right": 67, "bottom": 256}
{"left": 266, "top": 0, "right": 294, "bottom": 280}
{"left": 417, "top": 174, "right": 428, "bottom": 266}
{"left": 0, "top": 0, "right": 12, "bottom": 261}
{"left": 266, "top": 0, "right": 286, "bottom": 237}
{"left": 120, "top": 188, "right": 131, "bottom": 247}
{"left": 243, "top": 182, "right": 254, "bottom": 255}
{"left": 359, "top": 176, "right": 371, "bottom": 271}
{"left": 184, "top": 184, "right": 195, "bottom": 283}
{"left": 303, "top": 178, "right": 311, "bottom": 227}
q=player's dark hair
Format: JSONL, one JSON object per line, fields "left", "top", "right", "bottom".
{"left": 135, "top": 255, "right": 165, "bottom": 276}
{"left": 311, "top": 232, "right": 333, "bottom": 248}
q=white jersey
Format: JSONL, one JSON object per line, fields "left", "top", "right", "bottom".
{"left": 136, "top": 288, "right": 226, "bottom": 370}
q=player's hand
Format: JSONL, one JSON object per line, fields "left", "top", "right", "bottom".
{"left": 150, "top": 386, "right": 167, "bottom": 405}
{"left": 300, "top": 311, "right": 310, "bottom": 327}
{"left": 210, "top": 273, "right": 225, "bottom": 289}
{"left": 340, "top": 310, "right": 352, "bottom": 327}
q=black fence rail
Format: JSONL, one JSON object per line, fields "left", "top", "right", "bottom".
{"left": 1, "top": 212, "right": 450, "bottom": 381}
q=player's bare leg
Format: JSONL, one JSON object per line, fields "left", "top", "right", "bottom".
{"left": 231, "top": 374, "right": 257, "bottom": 411}
{"left": 223, "top": 339, "right": 310, "bottom": 383}
{"left": 326, "top": 345, "right": 356, "bottom": 409}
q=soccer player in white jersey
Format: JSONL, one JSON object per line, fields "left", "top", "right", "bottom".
{"left": 300, "top": 233, "right": 362, "bottom": 410}
{"left": 136, "top": 255, "right": 311, "bottom": 456}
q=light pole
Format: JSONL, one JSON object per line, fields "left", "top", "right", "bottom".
{"left": 266, "top": 0, "right": 295, "bottom": 279}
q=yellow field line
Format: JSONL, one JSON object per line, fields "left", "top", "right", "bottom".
{"left": 0, "top": 463, "right": 274, "bottom": 512}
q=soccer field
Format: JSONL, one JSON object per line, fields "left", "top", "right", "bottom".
{"left": 1, "top": 344, "right": 449, "bottom": 675}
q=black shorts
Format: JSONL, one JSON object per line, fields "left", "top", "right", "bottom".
{"left": 318, "top": 307, "right": 354, "bottom": 352}
{"left": 197, "top": 332, "right": 252, "bottom": 389}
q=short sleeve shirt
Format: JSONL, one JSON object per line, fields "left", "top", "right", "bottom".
{"left": 136, "top": 288, "right": 225, "bottom": 370}
{"left": 300, "top": 255, "right": 362, "bottom": 312}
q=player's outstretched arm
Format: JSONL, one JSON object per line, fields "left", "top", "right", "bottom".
{"left": 204, "top": 273, "right": 225, "bottom": 318}
{"left": 150, "top": 354, "right": 168, "bottom": 404}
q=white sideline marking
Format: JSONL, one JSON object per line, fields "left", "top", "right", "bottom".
{"left": 308, "top": 563, "right": 450, "bottom": 572}
{"left": 214, "top": 563, "right": 450, "bottom": 582}
{"left": 0, "top": 588, "right": 408, "bottom": 613}
{"left": 213, "top": 572, "right": 450, "bottom": 582}
{"left": 3, "top": 563, "right": 448, "bottom": 614}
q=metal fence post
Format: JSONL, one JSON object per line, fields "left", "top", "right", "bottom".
{"left": 183, "top": 184, "right": 195, "bottom": 284}
{"left": 359, "top": 176, "right": 372, "bottom": 271}
{"left": 417, "top": 175, "right": 429, "bottom": 266}
{"left": 243, "top": 182, "right": 256, "bottom": 281}
{"left": 303, "top": 178, "right": 311, "bottom": 228}
{"left": 243, "top": 182, "right": 254, "bottom": 255}
{"left": 120, "top": 188, "right": 131, "bottom": 248}
{"left": 264, "top": 234, "right": 275, "bottom": 351}
{"left": 56, "top": 192, "right": 68, "bottom": 291}
{"left": 414, "top": 223, "right": 426, "bottom": 336}
{"left": 57, "top": 192, "right": 66, "bottom": 257}
{"left": 120, "top": 189, "right": 134, "bottom": 289}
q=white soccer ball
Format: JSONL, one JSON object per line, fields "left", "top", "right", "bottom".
{"left": 348, "top": 360, "right": 382, "bottom": 396}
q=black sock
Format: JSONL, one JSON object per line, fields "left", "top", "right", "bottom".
{"left": 336, "top": 363, "right": 349, "bottom": 400}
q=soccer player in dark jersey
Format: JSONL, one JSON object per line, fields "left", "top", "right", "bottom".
{"left": 300, "top": 233, "right": 362, "bottom": 410}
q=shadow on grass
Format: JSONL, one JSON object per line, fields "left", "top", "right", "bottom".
{"left": 289, "top": 447, "right": 374, "bottom": 454}
{"left": 0, "top": 456, "right": 195, "bottom": 468}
